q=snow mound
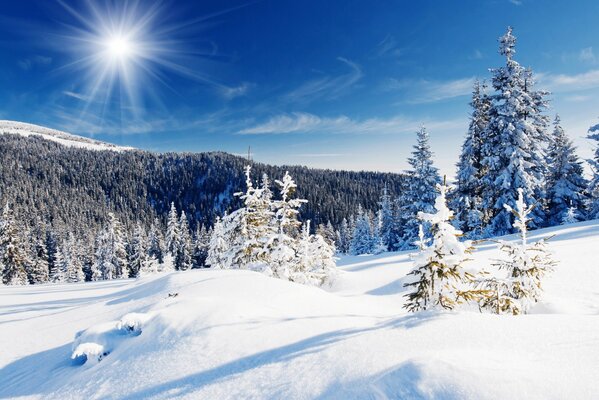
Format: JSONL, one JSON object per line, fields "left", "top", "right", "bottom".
{"left": 0, "top": 120, "right": 134, "bottom": 152}
{"left": 72, "top": 312, "right": 151, "bottom": 365}
{"left": 1, "top": 221, "right": 598, "bottom": 399}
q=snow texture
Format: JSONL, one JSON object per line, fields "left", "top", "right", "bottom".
{"left": 0, "top": 221, "right": 598, "bottom": 399}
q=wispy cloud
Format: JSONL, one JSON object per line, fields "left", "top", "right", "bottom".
{"left": 238, "top": 112, "right": 465, "bottom": 135}
{"left": 282, "top": 57, "right": 363, "bottom": 104}
{"left": 382, "top": 77, "right": 475, "bottom": 103}
{"left": 375, "top": 35, "right": 403, "bottom": 58}
{"left": 220, "top": 82, "right": 254, "bottom": 99}
{"left": 538, "top": 69, "right": 599, "bottom": 92}
{"left": 579, "top": 47, "right": 596, "bottom": 63}
{"left": 509, "top": 0, "right": 522, "bottom": 5}
{"left": 296, "top": 153, "right": 347, "bottom": 157}
{"left": 469, "top": 49, "right": 484, "bottom": 60}
{"left": 62, "top": 91, "right": 91, "bottom": 102}
{"left": 18, "top": 55, "right": 52, "bottom": 71}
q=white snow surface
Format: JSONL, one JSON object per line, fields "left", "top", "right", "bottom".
{"left": 1, "top": 221, "right": 598, "bottom": 399}
{"left": 0, "top": 120, "right": 134, "bottom": 152}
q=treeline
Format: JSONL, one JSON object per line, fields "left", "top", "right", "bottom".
{"left": 0, "top": 202, "right": 211, "bottom": 285}
{"left": 334, "top": 27, "right": 599, "bottom": 255}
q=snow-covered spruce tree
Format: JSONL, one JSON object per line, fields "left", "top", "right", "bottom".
{"left": 27, "top": 224, "right": 50, "bottom": 284}
{"left": 350, "top": 206, "right": 373, "bottom": 255}
{"left": 336, "top": 217, "right": 351, "bottom": 254}
{"left": 293, "top": 220, "right": 337, "bottom": 286}
{"left": 545, "top": 115, "right": 588, "bottom": 225}
{"left": 64, "top": 233, "right": 85, "bottom": 283}
{"left": 206, "top": 216, "right": 231, "bottom": 269}
{"left": 480, "top": 27, "right": 549, "bottom": 236}
{"left": 175, "top": 211, "right": 193, "bottom": 271}
{"left": 51, "top": 243, "right": 68, "bottom": 283}
{"left": 147, "top": 220, "right": 164, "bottom": 265}
{"left": 268, "top": 171, "right": 307, "bottom": 279}
{"left": 165, "top": 202, "right": 180, "bottom": 263}
{"left": 404, "top": 184, "right": 474, "bottom": 312}
{"left": 587, "top": 121, "right": 599, "bottom": 219}
{"left": 484, "top": 189, "right": 555, "bottom": 315}
{"left": 192, "top": 224, "right": 211, "bottom": 268}
{"left": 378, "top": 185, "right": 394, "bottom": 250}
{"left": 93, "top": 213, "right": 129, "bottom": 280}
{"left": 229, "top": 166, "right": 275, "bottom": 271}
{"left": 45, "top": 229, "right": 59, "bottom": 281}
{"left": 0, "top": 203, "right": 29, "bottom": 285}
{"left": 128, "top": 224, "right": 148, "bottom": 278}
{"left": 452, "top": 80, "right": 490, "bottom": 238}
{"left": 316, "top": 221, "right": 337, "bottom": 247}
{"left": 561, "top": 207, "right": 579, "bottom": 225}
{"left": 398, "top": 126, "right": 442, "bottom": 249}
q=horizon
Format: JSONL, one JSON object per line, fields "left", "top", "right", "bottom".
{"left": 1, "top": 0, "right": 599, "bottom": 176}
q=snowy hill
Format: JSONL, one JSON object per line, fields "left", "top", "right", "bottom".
{"left": 0, "top": 120, "right": 133, "bottom": 152}
{"left": 1, "top": 221, "right": 598, "bottom": 399}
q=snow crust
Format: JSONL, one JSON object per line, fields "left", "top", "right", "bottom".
{"left": 1, "top": 221, "right": 598, "bottom": 399}
{"left": 0, "top": 120, "right": 134, "bottom": 152}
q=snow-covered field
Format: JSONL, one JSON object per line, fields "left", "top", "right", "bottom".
{"left": 1, "top": 221, "right": 598, "bottom": 400}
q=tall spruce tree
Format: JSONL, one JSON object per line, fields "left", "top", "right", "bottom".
{"left": 175, "top": 211, "right": 193, "bottom": 271}
{"left": 546, "top": 115, "right": 588, "bottom": 225}
{"left": 398, "top": 126, "right": 441, "bottom": 249}
{"left": 480, "top": 27, "right": 549, "bottom": 236}
{"left": 0, "top": 203, "right": 29, "bottom": 285}
{"left": 378, "top": 185, "right": 394, "bottom": 250}
{"left": 587, "top": 121, "right": 599, "bottom": 219}
{"left": 350, "top": 206, "right": 373, "bottom": 255}
{"left": 453, "top": 80, "right": 490, "bottom": 238}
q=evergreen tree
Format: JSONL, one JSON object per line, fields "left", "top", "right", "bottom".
{"left": 175, "top": 211, "right": 193, "bottom": 271}
{"left": 316, "top": 222, "right": 337, "bottom": 247}
{"left": 398, "top": 126, "right": 442, "bottom": 249}
{"left": 268, "top": 171, "right": 306, "bottom": 279}
{"left": 293, "top": 220, "right": 337, "bottom": 286}
{"left": 93, "top": 213, "right": 128, "bottom": 280}
{"left": 480, "top": 27, "right": 549, "bottom": 236}
{"left": 147, "top": 220, "right": 164, "bottom": 265}
{"left": 404, "top": 185, "right": 474, "bottom": 312}
{"left": 64, "top": 233, "right": 85, "bottom": 283}
{"left": 378, "top": 185, "right": 394, "bottom": 250}
{"left": 206, "top": 216, "right": 230, "bottom": 269}
{"left": 45, "top": 229, "right": 58, "bottom": 281}
{"left": 192, "top": 224, "right": 211, "bottom": 268}
{"left": 350, "top": 206, "right": 373, "bottom": 255}
{"left": 483, "top": 189, "right": 555, "bottom": 315}
{"left": 336, "top": 218, "right": 351, "bottom": 254}
{"left": 0, "top": 203, "right": 29, "bottom": 285}
{"left": 27, "top": 224, "right": 50, "bottom": 284}
{"left": 453, "top": 80, "right": 489, "bottom": 237}
{"left": 166, "top": 202, "right": 180, "bottom": 258}
{"left": 546, "top": 115, "right": 588, "bottom": 225}
{"left": 587, "top": 121, "right": 599, "bottom": 219}
{"left": 231, "top": 166, "right": 276, "bottom": 270}
{"left": 129, "top": 224, "right": 148, "bottom": 278}
{"left": 52, "top": 243, "right": 68, "bottom": 283}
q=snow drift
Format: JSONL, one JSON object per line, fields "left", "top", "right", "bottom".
{"left": 1, "top": 221, "right": 598, "bottom": 399}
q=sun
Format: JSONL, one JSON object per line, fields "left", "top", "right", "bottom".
{"left": 53, "top": 0, "right": 232, "bottom": 127}
{"left": 105, "top": 35, "right": 134, "bottom": 59}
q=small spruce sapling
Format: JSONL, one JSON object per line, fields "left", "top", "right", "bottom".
{"left": 482, "top": 188, "right": 556, "bottom": 315}
{"left": 404, "top": 183, "right": 475, "bottom": 312}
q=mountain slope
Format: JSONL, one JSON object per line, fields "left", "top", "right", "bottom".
{"left": 0, "top": 220, "right": 597, "bottom": 399}
{"left": 0, "top": 123, "right": 405, "bottom": 237}
{"left": 0, "top": 120, "right": 133, "bottom": 152}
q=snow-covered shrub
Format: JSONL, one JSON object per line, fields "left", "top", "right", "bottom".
{"left": 404, "top": 184, "right": 474, "bottom": 312}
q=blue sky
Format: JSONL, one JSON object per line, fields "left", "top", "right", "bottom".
{"left": 1, "top": 0, "right": 599, "bottom": 176}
